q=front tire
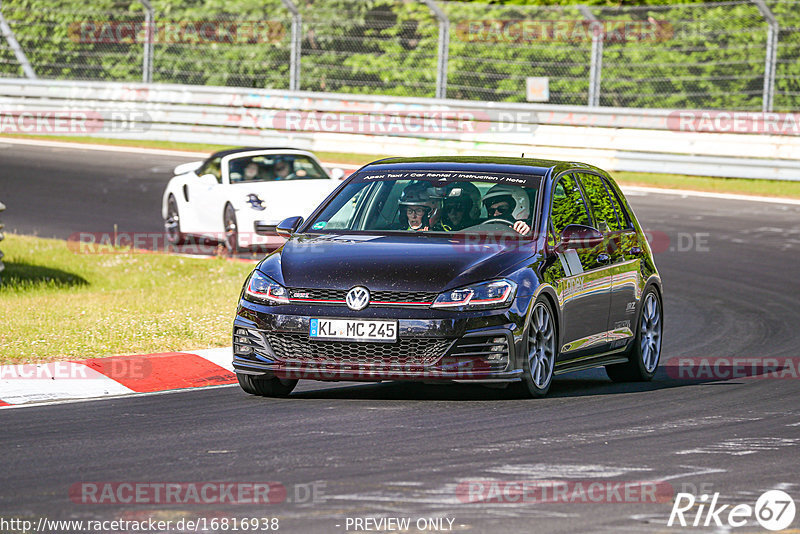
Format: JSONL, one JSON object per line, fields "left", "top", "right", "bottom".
{"left": 517, "top": 298, "right": 557, "bottom": 398}
{"left": 165, "top": 195, "right": 185, "bottom": 245}
{"left": 224, "top": 204, "right": 239, "bottom": 254}
{"left": 605, "top": 288, "right": 663, "bottom": 382}
{"left": 237, "top": 373, "right": 297, "bottom": 397}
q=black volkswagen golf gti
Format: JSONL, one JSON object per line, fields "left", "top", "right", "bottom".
{"left": 232, "top": 157, "right": 663, "bottom": 398}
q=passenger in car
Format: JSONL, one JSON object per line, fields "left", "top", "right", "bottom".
{"left": 397, "top": 182, "right": 447, "bottom": 231}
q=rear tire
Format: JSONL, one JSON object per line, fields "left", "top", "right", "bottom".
{"left": 236, "top": 373, "right": 297, "bottom": 397}
{"left": 515, "top": 298, "right": 557, "bottom": 398}
{"left": 605, "top": 287, "right": 662, "bottom": 382}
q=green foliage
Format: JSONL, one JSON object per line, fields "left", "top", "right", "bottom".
{"left": 0, "top": 0, "right": 797, "bottom": 110}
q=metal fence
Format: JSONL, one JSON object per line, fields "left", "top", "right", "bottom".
{"left": 0, "top": 0, "right": 798, "bottom": 111}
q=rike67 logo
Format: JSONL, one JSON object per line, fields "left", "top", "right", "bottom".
{"left": 668, "top": 490, "right": 796, "bottom": 531}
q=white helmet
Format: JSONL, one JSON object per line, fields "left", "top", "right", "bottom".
{"left": 482, "top": 184, "right": 531, "bottom": 221}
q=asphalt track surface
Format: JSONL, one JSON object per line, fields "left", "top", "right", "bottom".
{"left": 2, "top": 142, "right": 800, "bottom": 533}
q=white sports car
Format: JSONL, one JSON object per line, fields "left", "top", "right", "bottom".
{"left": 162, "top": 148, "right": 344, "bottom": 251}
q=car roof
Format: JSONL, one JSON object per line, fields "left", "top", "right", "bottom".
{"left": 360, "top": 156, "right": 603, "bottom": 177}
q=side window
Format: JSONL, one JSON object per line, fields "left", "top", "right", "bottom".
{"left": 550, "top": 173, "right": 591, "bottom": 237}
{"left": 325, "top": 183, "right": 372, "bottom": 230}
{"left": 578, "top": 173, "right": 621, "bottom": 232}
{"left": 197, "top": 157, "right": 222, "bottom": 184}
{"left": 608, "top": 184, "right": 634, "bottom": 230}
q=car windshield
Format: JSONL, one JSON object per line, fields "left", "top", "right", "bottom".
{"left": 228, "top": 154, "right": 328, "bottom": 183}
{"left": 305, "top": 169, "right": 541, "bottom": 235}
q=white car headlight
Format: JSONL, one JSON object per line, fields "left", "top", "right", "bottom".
{"left": 245, "top": 271, "right": 289, "bottom": 304}
{"left": 432, "top": 279, "right": 517, "bottom": 310}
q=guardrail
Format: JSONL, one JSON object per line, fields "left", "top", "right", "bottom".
{"left": 1, "top": 79, "right": 798, "bottom": 180}
{"left": 0, "top": 201, "right": 5, "bottom": 278}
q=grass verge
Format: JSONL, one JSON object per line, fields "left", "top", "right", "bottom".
{"left": 3, "top": 134, "right": 799, "bottom": 198}
{"left": 0, "top": 234, "right": 254, "bottom": 364}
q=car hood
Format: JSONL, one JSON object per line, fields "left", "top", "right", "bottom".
{"left": 258, "top": 233, "right": 537, "bottom": 292}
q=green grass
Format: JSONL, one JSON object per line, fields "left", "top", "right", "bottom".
{"left": 613, "top": 171, "right": 800, "bottom": 199}
{"left": 5, "top": 134, "right": 800, "bottom": 198}
{"left": 0, "top": 234, "right": 255, "bottom": 364}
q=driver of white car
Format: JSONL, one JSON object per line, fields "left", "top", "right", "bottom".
{"left": 481, "top": 184, "right": 532, "bottom": 236}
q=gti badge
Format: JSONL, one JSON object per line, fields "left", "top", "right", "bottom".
{"left": 345, "top": 286, "right": 370, "bottom": 311}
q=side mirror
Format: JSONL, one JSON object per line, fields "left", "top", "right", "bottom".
{"left": 174, "top": 160, "right": 203, "bottom": 175}
{"left": 199, "top": 173, "right": 218, "bottom": 186}
{"left": 276, "top": 216, "right": 304, "bottom": 238}
{"left": 329, "top": 168, "right": 345, "bottom": 180}
{"left": 559, "top": 224, "right": 603, "bottom": 250}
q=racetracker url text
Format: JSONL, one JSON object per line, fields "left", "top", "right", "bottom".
{"left": 0, "top": 517, "right": 280, "bottom": 533}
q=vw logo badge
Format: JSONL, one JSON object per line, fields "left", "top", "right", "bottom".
{"left": 346, "top": 286, "right": 370, "bottom": 311}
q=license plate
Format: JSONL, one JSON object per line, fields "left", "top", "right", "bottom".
{"left": 309, "top": 318, "right": 397, "bottom": 342}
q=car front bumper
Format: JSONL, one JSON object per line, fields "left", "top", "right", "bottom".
{"left": 232, "top": 297, "right": 533, "bottom": 383}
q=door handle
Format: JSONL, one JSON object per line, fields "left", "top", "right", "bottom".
{"left": 597, "top": 253, "right": 611, "bottom": 264}
{"left": 627, "top": 246, "right": 643, "bottom": 256}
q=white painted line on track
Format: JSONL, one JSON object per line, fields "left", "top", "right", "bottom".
{"left": 0, "top": 136, "right": 363, "bottom": 168}
{"left": 0, "top": 362, "right": 134, "bottom": 405}
{"left": 0, "top": 136, "right": 210, "bottom": 158}
{"left": 193, "top": 347, "right": 236, "bottom": 372}
{"left": 0, "top": 383, "right": 239, "bottom": 410}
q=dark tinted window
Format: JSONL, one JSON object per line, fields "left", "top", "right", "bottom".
{"left": 551, "top": 173, "right": 590, "bottom": 236}
{"left": 608, "top": 183, "right": 634, "bottom": 230}
{"left": 305, "top": 171, "right": 541, "bottom": 235}
{"left": 578, "top": 173, "right": 621, "bottom": 232}
{"left": 197, "top": 157, "right": 222, "bottom": 183}
{"left": 228, "top": 154, "right": 328, "bottom": 183}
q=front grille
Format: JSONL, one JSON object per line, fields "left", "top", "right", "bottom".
{"left": 448, "top": 335, "right": 509, "bottom": 358}
{"left": 289, "top": 288, "right": 345, "bottom": 302}
{"left": 288, "top": 288, "right": 437, "bottom": 306}
{"left": 438, "top": 335, "right": 510, "bottom": 371}
{"left": 233, "top": 328, "right": 272, "bottom": 358}
{"left": 371, "top": 290, "right": 437, "bottom": 304}
{"left": 265, "top": 333, "right": 452, "bottom": 367}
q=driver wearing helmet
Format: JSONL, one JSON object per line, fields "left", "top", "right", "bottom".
{"left": 398, "top": 182, "right": 446, "bottom": 232}
{"left": 442, "top": 182, "right": 481, "bottom": 231}
{"left": 482, "top": 184, "right": 532, "bottom": 236}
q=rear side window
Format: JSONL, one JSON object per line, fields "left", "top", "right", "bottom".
{"left": 607, "top": 183, "right": 634, "bottom": 230}
{"left": 578, "top": 173, "right": 622, "bottom": 232}
{"left": 550, "top": 173, "right": 591, "bottom": 236}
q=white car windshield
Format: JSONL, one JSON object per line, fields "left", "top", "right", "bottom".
{"left": 229, "top": 154, "right": 328, "bottom": 183}
{"left": 305, "top": 170, "right": 541, "bottom": 235}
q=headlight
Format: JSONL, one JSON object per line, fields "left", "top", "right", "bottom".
{"left": 432, "top": 279, "right": 517, "bottom": 310}
{"left": 247, "top": 194, "right": 265, "bottom": 210}
{"left": 245, "top": 270, "right": 289, "bottom": 304}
